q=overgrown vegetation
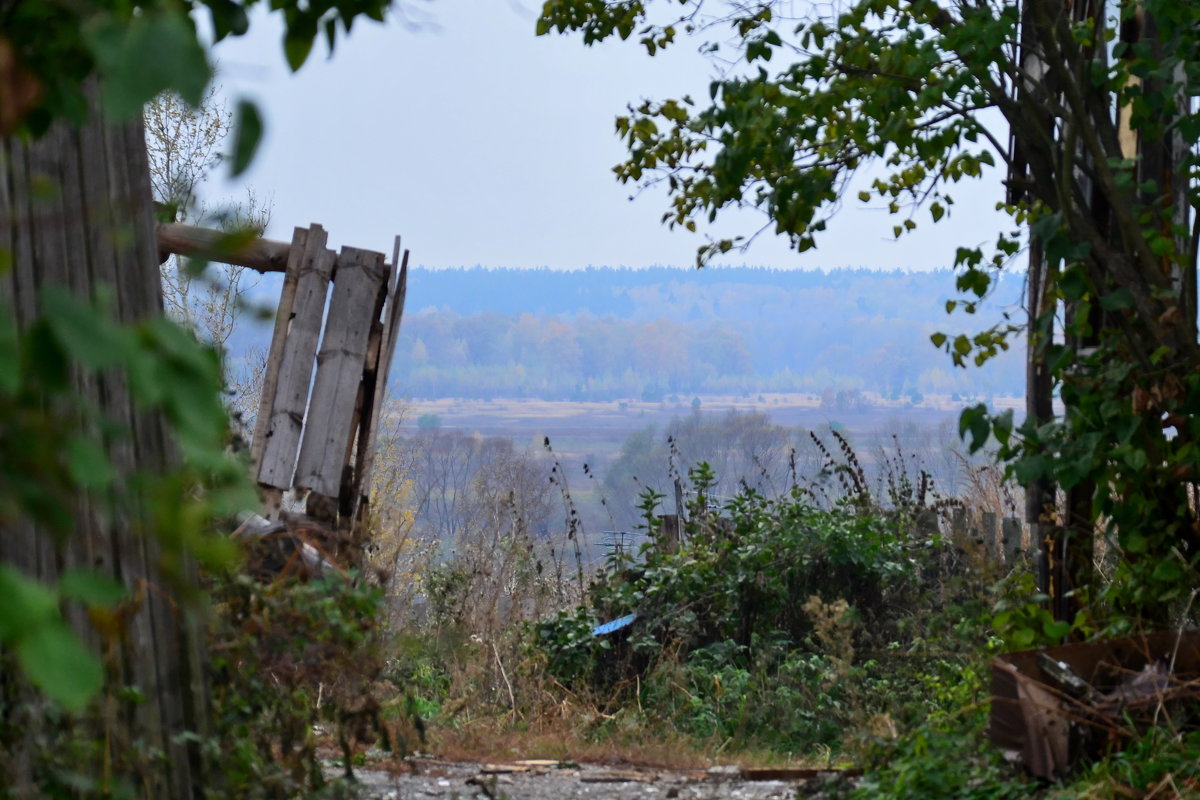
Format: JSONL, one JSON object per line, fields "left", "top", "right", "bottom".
{"left": 205, "top": 572, "right": 391, "bottom": 798}
{"left": 535, "top": 449, "right": 998, "bottom": 753}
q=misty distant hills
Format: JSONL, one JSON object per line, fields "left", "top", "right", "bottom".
{"left": 381, "top": 266, "right": 1025, "bottom": 401}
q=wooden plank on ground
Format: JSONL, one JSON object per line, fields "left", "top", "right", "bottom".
{"left": 250, "top": 226, "right": 308, "bottom": 471}
{"left": 257, "top": 225, "right": 334, "bottom": 489}
{"left": 294, "top": 246, "right": 387, "bottom": 498}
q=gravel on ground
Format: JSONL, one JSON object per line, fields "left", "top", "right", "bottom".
{"left": 343, "top": 759, "right": 856, "bottom": 800}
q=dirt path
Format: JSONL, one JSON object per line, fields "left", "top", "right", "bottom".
{"left": 348, "top": 760, "right": 853, "bottom": 800}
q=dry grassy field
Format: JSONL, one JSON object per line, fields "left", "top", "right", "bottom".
{"left": 396, "top": 392, "right": 1019, "bottom": 458}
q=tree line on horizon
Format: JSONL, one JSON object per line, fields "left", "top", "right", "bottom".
{"left": 380, "top": 266, "right": 1025, "bottom": 401}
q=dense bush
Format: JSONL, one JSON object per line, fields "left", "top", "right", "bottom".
{"left": 205, "top": 572, "right": 390, "bottom": 798}
{"left": 536, "top": 464, "right": 993, "bottom": 753}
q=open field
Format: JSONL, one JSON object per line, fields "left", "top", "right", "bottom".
{"left": 382, "top": 393, "right": 1020, "bottom": 541}
{"left": 398, "top": 392, "right": 1020, "bottom": 449}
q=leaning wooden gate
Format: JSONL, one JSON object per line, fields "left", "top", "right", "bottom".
{"left": 158, "top": 222, "right": 409, "bottom": 530}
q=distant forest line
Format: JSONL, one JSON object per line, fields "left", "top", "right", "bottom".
{"left": 382, "top": 266, "right": 1025, "bottom": 401}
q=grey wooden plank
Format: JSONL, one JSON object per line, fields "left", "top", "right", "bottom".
{"left": 250, "top": 226, "right": 307, "bottom": 472}
{"left": 295, "top": 246, "right": 387, "bottom": 498}
{"left": 341, "top": 251, "right": 392, "bottom": 509}
{"left": 6, "top": 135, "right": 38, "bottom": 330}
{"left": 78, "top": 79, "right": 131, "bottom": 591}
{"left": 56, "top": 122, "right": 108, "bottom": 651}
{"left": 27, "top": 122, "right": 73, "bottom": 587}
{"left": 0, "top": 142, "right": 12, "bottom": 572}
{"left": 0, "top": 139, "right": 39, "bottom": 579}
{"left": 257, "top": 225, "right": 334, "bottom": 488}
{"left": 356, "top": 245, "right": 409, "bottom": 506}
{"left": 124, "top": 115, "right": 199, "bottom": 799}
{"left": 0, "top": 141, "right": 13, "bottom": 303}
{"left": 101, "top": 112, "right": 172, "bottom": 798}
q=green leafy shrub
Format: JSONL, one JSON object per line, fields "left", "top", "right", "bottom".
{"left": 536, "top": 462, "right": 993, "bottom": 753}
{"left": 851, "top": 706, "right": 1030, "bottom": 800}
{"left": 205, "top": 572, "right": 389, "bottom": 798}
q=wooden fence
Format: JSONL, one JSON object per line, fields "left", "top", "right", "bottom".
{"left": 158, "top": 222, "right": 410, "bottom": 530}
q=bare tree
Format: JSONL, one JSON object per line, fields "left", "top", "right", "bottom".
{"left": 144, "top": 85, "right": 273, "bottom": 432}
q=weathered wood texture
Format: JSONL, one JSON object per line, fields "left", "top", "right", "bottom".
{"left": 355, "top": 243, "right": 410, "bottom": 518}
{"left": 249, "top": 230, "right": 408, "bottom": 529}
{"left": 295, "top": 246, "right": 388, "bottom": 498}
{"left": 255, "top": 225, "right": 334, "bottom": 491}
{"left": 0, "top": 82, "right": 207, "bottom": 797}
{"left": 157, "top": 221, "right": 291, "bottom": 273}
{"left": 250, "top": 226, "right": 308, "bottom": 471}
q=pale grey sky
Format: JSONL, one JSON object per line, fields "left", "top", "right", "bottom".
{"left": 209, "top": 1, "right": 1013, "bottom": 270}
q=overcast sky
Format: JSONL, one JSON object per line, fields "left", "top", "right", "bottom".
{"left": 208, "top": 0, "right": 1014, "bottom": 271}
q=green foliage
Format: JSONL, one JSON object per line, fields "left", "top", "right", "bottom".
{"left": 0, "top": 566, "right": 106, "bottom": 714}
{"left": 990, "top": 572, "right": 1083, "bottom": 650}
{"left": 850, "top": 705, "right": 1030, "bottom": 800}
{"left": 205, "top": 572, "right": 389, "bottom": 798}
{"left": 1050, "top": 728, "right": 1200, "bottom": 800}
{"left": 0, "top": 289, "right": 251, "bottom": 719}
{"left": 539, "top": 0, "right": 1200, "bottom": 628}
{"left": 536, "top": 466, "right": 991, "bottom": 752}
{"left": 4, "top": 0, "right": 389, "bottom": 175}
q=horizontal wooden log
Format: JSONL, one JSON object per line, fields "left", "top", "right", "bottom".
{"left": 156, "top": 221, "right": 292, "bottom": 273}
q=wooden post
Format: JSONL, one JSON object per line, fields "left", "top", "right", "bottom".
{"left": 659, "top": 514, "right": 681, "bottom": 554}
{"left": 981, "top": 511, "right": 999, "bottom": 561}
{"left": 1, "top": 80, "right": 210, "bottom": 796}
{"left": 156, "top": 221, "right": 292, "bottom": 273}
{"left": 951, "top": 506, "right": 967, "bottom": 541}
{"left": 1002, "top": 517, "right": 1023, "bottom": 566}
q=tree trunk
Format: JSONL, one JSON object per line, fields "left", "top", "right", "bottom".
{"left": 0, "top": 81, "right": 209, "bottom": 798}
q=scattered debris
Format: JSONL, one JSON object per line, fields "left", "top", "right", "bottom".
{"left": 579, "top": 769, "right": 658, "bottom": 783}
{"left": 232, "top": 512, "right": 342, "bottom": 580}
{"left": 342, "top": 758, "right": 846, "bottom": 799}
{"left": 990, "top": 630, "right": 1200, "bottom": 779}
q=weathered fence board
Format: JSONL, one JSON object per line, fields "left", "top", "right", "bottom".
{"left": 250, "top": 226, "right": 308, "bottom": 471}
{"left": 295, "top": 246, "right": 388, "bottom": 499}
{"left": 156, "top": 220, "right": 413, "bottom": 529}
{"left": 1, "top": 81, "right": 207, "bottom": 796}
{"left": 355, "top": 243, "right": 410, "bottom": 516}
{"left": 256, "top": 225, "right": 334, "bottom": 491}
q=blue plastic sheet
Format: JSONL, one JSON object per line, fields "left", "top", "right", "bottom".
{"left": 592, "top": 612, "right": 638, "bottom": 636}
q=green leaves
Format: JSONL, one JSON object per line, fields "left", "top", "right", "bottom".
{"left": 284, "top": 28, "right": 316, "bottom": 71}
{"left": 959, "top": 403, "right": 991, "bottom": 454}
{"left": 17, "top": 623, "right": 105, "bottom": 714}
{"left": 85, "top": 11, "right": 211, "bottom": 119}
{"left": 59, "top": 569, "right": 125, "bottom": 608}
{"left": 0, "top": 566, "right": 107, "bottom": 714}
{"left": 231, "top": 100, "right": 264, "bottom": 177}
{"left": 41, "top": 287, "right": 132, "bottom": 370}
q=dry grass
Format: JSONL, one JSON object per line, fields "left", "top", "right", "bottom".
{"left": 423, "top": 716, "right": 819, "bottom": 770}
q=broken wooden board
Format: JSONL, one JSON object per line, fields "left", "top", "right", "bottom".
{"left": 990, "top": 630, "right": 1200, "bottom": 780}
{"left": 257, "top": 224, "right": 334, "bottom": 491}
{"left": 251, "top": 226, "right": 307, "bottom": 472}
{"left": 353, "top": 242, "right": 409, "bottom": 520}
{"left": 578, "top": 770, "right": 658, "bottom": 783}
{"left": 294, "top": 245, "right": 387, "bottom": 498}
